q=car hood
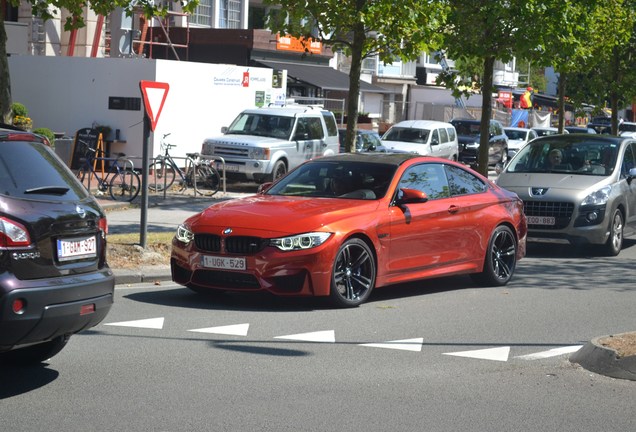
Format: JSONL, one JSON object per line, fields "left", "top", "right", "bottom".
{"left": 457, "top": 135, "right": 480, "bottom": 144}
{"left": 185, "top": 195, "right": 381, "bottom": 236}
{"left": 497, "top": 172, "right": 609, "bottom": 196}
{"left": 204, "top": 135, "right": 288, "bottom": 145}
{"left": 507, "top": 139, "right": 526, "bottom": 149}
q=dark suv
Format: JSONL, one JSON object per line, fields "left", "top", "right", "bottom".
{"left": 451, "top": 118, "right": 509, "bottom": 167}
{"left": 1, "top": 127, "right": 114, "bottom": 365}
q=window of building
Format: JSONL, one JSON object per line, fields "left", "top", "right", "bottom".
{"left": 191, "top": 0, "right": 213, "bottom": 27}
{"left": 220, "top": 0, "right": 242, "bottom": 29}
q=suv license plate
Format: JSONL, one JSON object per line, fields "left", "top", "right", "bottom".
{"left": 57, "top": 236, "right": 97, "bottom": 261}
{"left": 527, "top": 216, "right": 556, "bottom": 225}
{"left": 216, "top": 163, "right": 240, "bottom": 172}
{"left": 202, "top": 255, "right": 246, "bottom": 270}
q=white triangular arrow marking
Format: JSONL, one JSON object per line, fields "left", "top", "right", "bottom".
{"left": 515, "top": 345, "right": 583, "bottom": 360}
{"left": 274, "top": 330, "right": 335, "bottom": 343}
{"left": 359, "top": 338, "right": 424, "bottom": 352}
{"left": 146, "top": 87, "right": 166, "bottom": 121}
{"left": 104, "top": 317, "right": 164, "bottom": 329}
{"left": 188, "top": 323, "right": 249, "bottom": 336}
{"left": 443, "top": 346, "right": 510, "bottom": 362}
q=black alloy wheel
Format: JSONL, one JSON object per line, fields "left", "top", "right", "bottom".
{"left": 330, "top": 238, "right": 376, "bottom": 307}
{"left": 471, "top": 225, "right": 517, "bottom": 286}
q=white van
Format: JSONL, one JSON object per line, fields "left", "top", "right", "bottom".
{"left": 381, "top": 120, "right": 459, "bottom": 160}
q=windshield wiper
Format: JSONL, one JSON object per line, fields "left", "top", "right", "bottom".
{"left": 25, "top": 186, "right": 70, "bottom": 195}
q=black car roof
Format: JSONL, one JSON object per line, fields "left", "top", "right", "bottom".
{"left": 319, "top": 152, "right": 420, "bottom": 166}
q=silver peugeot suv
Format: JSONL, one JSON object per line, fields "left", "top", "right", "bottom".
{"left": 496, "top": 134, "right": 636, "bottom": 256}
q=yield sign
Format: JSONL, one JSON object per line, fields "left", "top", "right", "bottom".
{"left": 139, "top": 80, "right": 169, "bottom": 131}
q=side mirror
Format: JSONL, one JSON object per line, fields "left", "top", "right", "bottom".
{"left": 396, "top": 188, "right": 428, "bottom": 206}
{"left": 431, "top": 139, "right": 439, "bottom": 146}
{"left": 221, "top": 126, "right": 228, "bottom": 134}
{"left": 627, "top": 168, "right": 636, "bottom": 185}
{"left": 295, "top": 132, "right": 309, "bottom": 141}
{"left": 257, "top": 182, "right": 273, "bottom": 194}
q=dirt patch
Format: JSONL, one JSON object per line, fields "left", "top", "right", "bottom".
{"left": 598, "top": 332, "right": 636, "bottom": 358}
{"left": 107, "top": 242, "right": 172, "bottom": 269}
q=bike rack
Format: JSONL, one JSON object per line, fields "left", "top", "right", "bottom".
{"left": 198, "top": 154, "right": 227, "bottom": 194}
{"left": 82, "top": 155, "right": 135, "bottom": 196}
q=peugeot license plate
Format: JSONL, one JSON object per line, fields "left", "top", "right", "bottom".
{"left": 202, "top": 255, "right": 246, "bottom": 270}
{"left": 57, "top": 236, "right": 97, "bottom": 261}
{"left": 527, "top": 216, "right": 555, "bottom": 225}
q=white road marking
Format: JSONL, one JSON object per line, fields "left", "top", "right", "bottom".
{"left": 359, "top": 338, "right": 424, "bottom": 352}
{"left": 188, "top": 323, "right": 250, "bottom": 336}
{"left": 443, "top": 346, "right": 510, "bottom": 362}
{"left": 274, "top": 330, "right": 336, "bottom": 343}
{"left": 515, "top": 345, "right": 583, "bottom": 360}
{"left": 104, "top": 317, "right": 165, "bottom": 329}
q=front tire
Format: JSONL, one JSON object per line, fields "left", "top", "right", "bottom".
{"left": 601, "top": 208, "right": 623, "bottom": 256}
{"left": 329, "top": 238, "right": 376, "bottom": 307}
{"left": 471, "top": 225, "right": 517, "bottom": 286}
{"left": 268, "top": 160, "right": 287, "bottom": 183}
{"left": 109, "top": 169, "right": 141, "bottom": 202}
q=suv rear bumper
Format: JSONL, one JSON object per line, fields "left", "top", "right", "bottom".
{"left": 0, "top": 269, "right": 114, "bottom": 351}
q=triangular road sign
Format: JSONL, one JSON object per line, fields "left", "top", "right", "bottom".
{"left": 139, "top": 80, "right": 169, "bottom": 131}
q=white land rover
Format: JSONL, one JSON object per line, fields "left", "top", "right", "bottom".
{"left": 201, "top": 106, "right": 340, "bottom": 183}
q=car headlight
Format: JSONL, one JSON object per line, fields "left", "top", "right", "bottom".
{"left": 581, "top": 186, "right": 611, "bottom": 206}
{"left": 176, "top": 224, "right": 194, "bottom": 244}
{"left": 249, "top": 147, "right": 271, "bottom": 160}
{"left": 270, "top": 232, "right": 332, "bottom": 251}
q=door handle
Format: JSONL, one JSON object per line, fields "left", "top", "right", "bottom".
{"left": 448, "top": 205, "right": 460, "bottom": 214}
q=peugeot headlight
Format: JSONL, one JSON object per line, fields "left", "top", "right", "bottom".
{"left": 176, "top": 224, "right": 194, "bottom": 244}
{"left": 581, "top": 186, "right": 611, "bottom": 206}
{"left": 270, "top": 232, "right": 332, "bottom": 251}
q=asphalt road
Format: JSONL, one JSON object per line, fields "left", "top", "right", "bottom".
{"left": 1, "top": 240, "right": 635, "bottom": 431}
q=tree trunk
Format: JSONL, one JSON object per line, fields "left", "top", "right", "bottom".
{"left": 344, "top": 8, "right": 365, "bottom": 153}
{"left": 610, "top": 46, "right": 620, "bottom": 135}
{"left": 478, "top": 56, "right": 495, "bottom": 177}
{"left": 0, "top": 9, "right": 13, "bottom": 124}
{"left": 557, "top": 72, "right": 566, "bottom": 132}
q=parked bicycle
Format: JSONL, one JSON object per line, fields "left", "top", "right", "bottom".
{"left": 148, "top": 133, "right": 220, "bottom": 196}
{"left": 75, "top": 140, "right": 141, "bottom": 202}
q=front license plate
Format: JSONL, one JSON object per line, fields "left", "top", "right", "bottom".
{"left": 527, "top": 216, "right": 556, "bottom": 225}
{"left": 57, "top": 236, "right": 97, "bottom": 261}
{"left": 216, "top": 163, "right": 240, "bottom": 173}
{"left": 202, "top": 255, "right": 246, "bottom": 270}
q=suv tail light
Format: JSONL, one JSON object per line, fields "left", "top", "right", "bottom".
{"left": 0, "top": 217, "right": 32, "bottom": 248}
{"left": 98, "top": 217, "right": 108, "bottom": 235}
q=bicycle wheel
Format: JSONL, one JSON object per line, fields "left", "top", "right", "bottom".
{"left": 148, "top": 159, "right": 176, "bottom": 191}
{"left": 109, "top": 169, "right": 141, "bottom": 202}
{"left": 192, "top": 164, "right": 220, "bottom": 197}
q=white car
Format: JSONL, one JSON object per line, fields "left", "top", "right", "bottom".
{"left": 504, "top": 127, "right": 538, "bottom": 158}
{"left": 619, "top": 121, "right": 636, "bottom": 138}
{"left": 381, "top": 120, "right": 459, "bottom": 160}
{"left": 531, "top": 126, "right": 569, "bottom": 137}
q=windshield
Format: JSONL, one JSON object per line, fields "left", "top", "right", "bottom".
{"left": 266, "top": 160, "right": 397, "bottom": 200}
{"left": 505, "top": 138, "right": 619, "bottom": 176}
{"left": 505, "top": 129, "right": 527, "bottom": 140}
{"left": 452, "top": 121, "right": 480, "bottom": 137}
{"left": 382, "top": 127, "right": 430, "bottom": 144}
{"left": 226, "top": 113, "right": 294, "bottom": 139}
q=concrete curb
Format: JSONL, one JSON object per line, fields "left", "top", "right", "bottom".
{"left": 112, "top": 266, "right": 172, "bottom": 285}
{"left": 570, "top": 332, "right": 636, "bottom": 381}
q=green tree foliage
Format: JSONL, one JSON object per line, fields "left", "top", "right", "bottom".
{"left": 0, "top": 1, "right": 199, "bottom": 123}
{"left": 264, "top": 0, "right": 445, "bottom": 153}
{"left": 437, "top": 0, "right": 546, "bottom": 175}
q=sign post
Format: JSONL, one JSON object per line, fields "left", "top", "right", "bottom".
{"left": 139, "top": 80, "right": 170, "bottom": 248}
